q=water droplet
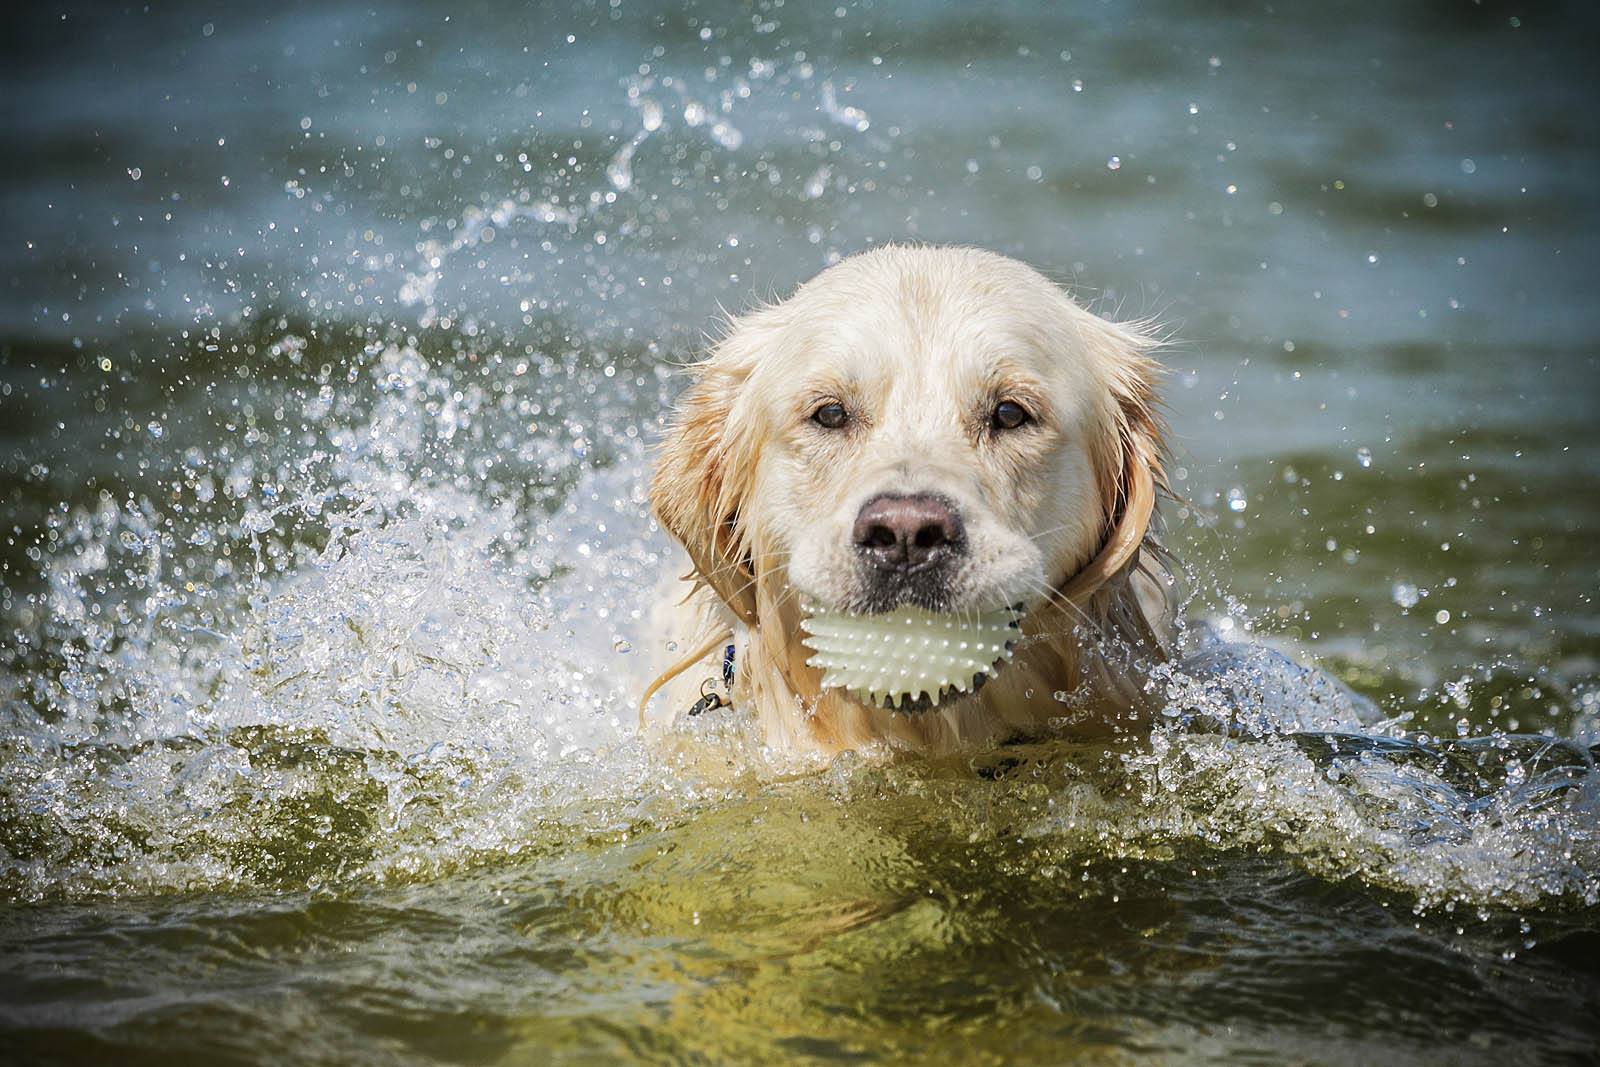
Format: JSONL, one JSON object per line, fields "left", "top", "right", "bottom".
{"left": 638, "top": 98, "right": 662, "bottom": 132}
{"left": 241, "top": 510, "right": 275, "bottom": 534}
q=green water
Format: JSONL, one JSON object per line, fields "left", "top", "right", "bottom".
{"left": 5, "top": 741, "right": 1599, "bottom": 1063}
{"left": 2, "top": 1, "right": 1598, "bottom": 1063}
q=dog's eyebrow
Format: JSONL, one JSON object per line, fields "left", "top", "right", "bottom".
{"left": 979, "top": 367, "right": 1053, "bottom": 415}
{"left": 789, "top": 374, "right": 860, "bottom": 413}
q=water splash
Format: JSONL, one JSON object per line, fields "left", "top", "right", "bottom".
{"left": 1, "top": 331, "right": 701, "bottom": 899}
{"left": 1, "top": 26, "right": 1595, "bottom": 920}
{"left": 819, "top": 80, "right": 871, "bottom": 132}
{"left": 0, "top": 34, "right": 898, "bottom": 903}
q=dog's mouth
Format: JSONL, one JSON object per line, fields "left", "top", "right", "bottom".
{"left": 798, "top": 601, "right": 1024, "bottom": 713}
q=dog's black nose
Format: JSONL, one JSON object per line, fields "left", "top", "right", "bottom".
{"left": 852, "top": 494, "right": 964, "bottom": 570}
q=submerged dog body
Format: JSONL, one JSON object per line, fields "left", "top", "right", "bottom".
{"left": 645, "top": 246, "right": 1177, "bottom": 755}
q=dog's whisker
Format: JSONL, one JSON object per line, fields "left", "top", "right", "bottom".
{"left": 1024, "top": 521, "right": 1087, "bottom": 544}
{"left": 1016, "top": 574, "right": 1102, "bottom": 636}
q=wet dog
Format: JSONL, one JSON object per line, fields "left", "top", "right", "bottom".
{"left": 643, "top": 245, "right": 1176, "bottom": 755}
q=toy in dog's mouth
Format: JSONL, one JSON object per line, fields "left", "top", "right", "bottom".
{"left": 799, "top": 603, "right": 1023, "bottom": 712}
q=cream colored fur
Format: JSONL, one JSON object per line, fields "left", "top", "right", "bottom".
{"left": 644, "top": 245, "right": 1176, "bottom": 756}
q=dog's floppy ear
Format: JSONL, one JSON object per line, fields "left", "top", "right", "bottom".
{"left": 650, "top": 358, "right": 761, "bottom": 625}
{"left": 1062, "top": 318, "right": 1167, "bottom": 600}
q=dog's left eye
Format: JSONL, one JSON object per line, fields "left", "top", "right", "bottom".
{"left": 992, "top": 400, "right": 1031, "bottom": 431}
{"left": 812, "top": 402, "right": 850, "bottom": 429}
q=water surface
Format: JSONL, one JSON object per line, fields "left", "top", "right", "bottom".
{"left": 2, "top": 1, "right": 1598, "bottom": 1062}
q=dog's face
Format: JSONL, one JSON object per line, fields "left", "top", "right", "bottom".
{"left": 653, "top": 246, "right": 1161, "bottom": 634}
{"left": 749, "top": 262, "right": 1112, "bottom": 618}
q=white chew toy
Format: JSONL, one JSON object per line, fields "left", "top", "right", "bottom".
{"left": 799, "top": 605, "right": 1023, "bottom": 710}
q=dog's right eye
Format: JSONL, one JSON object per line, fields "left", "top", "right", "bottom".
{"left": 811, "top": 402, "right": 849, "bottom": 429}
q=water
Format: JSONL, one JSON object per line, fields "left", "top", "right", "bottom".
{"left": 3, "top": 1, "right": 1599, "bottom": 1061}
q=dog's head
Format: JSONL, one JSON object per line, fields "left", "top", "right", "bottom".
{"left": 652, "top": 245, "right": 1163, "bottom": 666}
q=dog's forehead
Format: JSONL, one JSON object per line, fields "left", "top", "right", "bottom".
{"left": 769, "top": 270, "right": 1104, "bottom": 402}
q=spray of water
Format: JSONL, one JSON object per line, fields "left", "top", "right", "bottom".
{"left": 1, "top": 43, "right": 1595, "bottom": 916}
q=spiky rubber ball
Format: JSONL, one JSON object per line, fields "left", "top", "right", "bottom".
{"left": 799, "top": 605, "right": 1022, "bottom": 710}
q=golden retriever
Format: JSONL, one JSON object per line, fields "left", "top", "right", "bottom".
{"left": 641, "top": 245, "right": 1176, "bottom": 756}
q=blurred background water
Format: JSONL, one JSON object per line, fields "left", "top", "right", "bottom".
{"left": 2, "top": 1, "right": 1598, "bottom": 1063}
